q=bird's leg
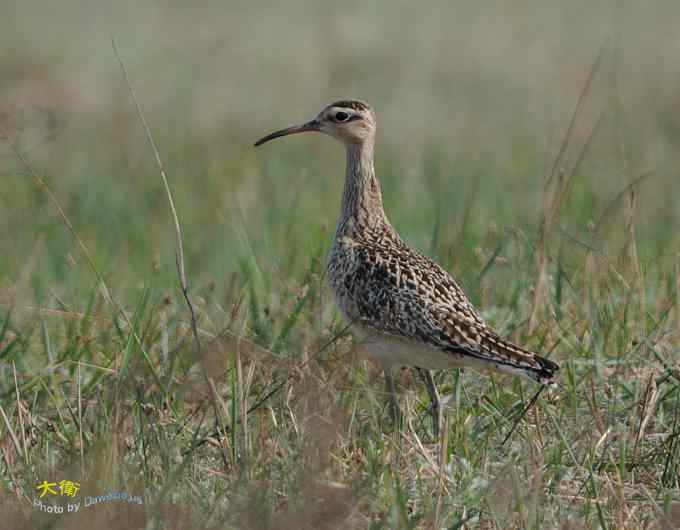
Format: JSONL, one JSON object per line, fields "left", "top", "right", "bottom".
{"left": 416, "top": 368, "right": 441, "bottom": 437}
{"left": 384, "top": 369, "right": 401, "bottom": 426}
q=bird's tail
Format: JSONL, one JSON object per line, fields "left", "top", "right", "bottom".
{"left": 477, "top": 331, "right": 560, "bottom": 386}
{"left": 532, "top": 354, "right": 560, "bottom": 386}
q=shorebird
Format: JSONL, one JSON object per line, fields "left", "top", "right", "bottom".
{"left": 255, "top": 100, "right": 559, "bottom": 435}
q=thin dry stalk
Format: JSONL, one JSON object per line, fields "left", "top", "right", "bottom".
{"left": 236, "top": 319, "right": 249, "bottom": 478}
{"left": 500, "top": 385, "right": 545, "bottom": 448}
{"left": 64, "top": 360, "right": 116, "bottom": 373}
{"left": 547, "top": 39, "right": 610, "bottom": 184}
{"left": 633, "top": 376, "right": 658, "bottom": 459}
{"left": 620, "top": 188, "right": 646, "bottom": 341}
{"left": 528, "top": 198, "right": 551, "bottom": 334}
{"left": 26, "top": 305, "right": 111, "bottom": 322}
{"left": 581, "top": 250, "right": 599, "bottom": 324}
{"left": 528, "top": 42, "right": 609, "bottom": 333}
{"left": 614, "top": 36, "right": 645, "bottom": 341}
{"left": 205, "top": 375, "right": 231, "bottom": 470}
{"left": 12, "top": 362, "right": 28, "bottom": 464}
{"left": 159, "top": 306, "right": 169, "bottom": 366}
{"left": 405, "top": 428, "right": 437, "bottom": 471}
{"left": 594, "top": 169, "right": 655, "bottom": 234}
{"left": 78, "top": 361, "right": 84, "bottom": 471}
{"left": 39, "top": 379, "right": 69, "bottom": 434}
{"left": 676, "top": 252, "right": 680, "bottom": 338}
{"left": 111, "top": 37, "right": 201, "bottom": 353}
{"left": 109, "top": 399, "right": 120, "bottom": 485}
{"left": 0, "top": 404, "right": 23, "bottom": 459}
{"left": 433, "top": 414, "right": 450, "bottom": 529}
{"left": 554, "top": 109, "right": 606, "bottom": 212}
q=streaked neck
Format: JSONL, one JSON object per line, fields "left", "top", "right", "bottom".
{"left": 337, "top": 141, "right": 387, "bottom": 234}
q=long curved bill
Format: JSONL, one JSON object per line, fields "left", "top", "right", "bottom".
{"left": 254, "top": 120, "right": 320, "bottom": 147}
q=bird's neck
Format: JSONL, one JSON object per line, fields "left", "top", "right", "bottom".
{"left": 337, "top": 141, "right": 388, "bottom": 236}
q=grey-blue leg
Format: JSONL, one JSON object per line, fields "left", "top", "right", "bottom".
{"left": 417, "top": 368, "right": 441, "bottom": 437}
{"left": 384, "top": 369, "right": 401, "bottom": 425}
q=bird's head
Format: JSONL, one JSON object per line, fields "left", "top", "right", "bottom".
{"left": 254, "top": 100, "right": 376, "bottom": 148}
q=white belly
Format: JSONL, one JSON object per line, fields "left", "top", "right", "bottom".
{"left": 350, "top": 323, "right": 463, "bottom": 370}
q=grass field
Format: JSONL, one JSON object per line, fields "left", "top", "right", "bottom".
{"left": 2, "top": 1, "right": 680, "bottom": 528}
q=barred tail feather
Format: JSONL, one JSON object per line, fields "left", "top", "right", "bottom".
{"left": 533, "top": 354, "right": 559, "bottom": 385}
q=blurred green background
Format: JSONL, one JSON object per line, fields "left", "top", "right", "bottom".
{"left": 2, "top": 0, "right": 678, "bottom": 316}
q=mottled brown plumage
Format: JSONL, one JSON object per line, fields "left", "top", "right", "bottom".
{"left": 255, "top": 99, "right": 558, "bottom": 433}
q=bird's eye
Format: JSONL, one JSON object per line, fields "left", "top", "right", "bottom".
{"left": 334, "top": 111, "right": 350, "bottom": 122}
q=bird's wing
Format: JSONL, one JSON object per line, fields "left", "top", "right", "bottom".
{"left": 339, "top": 240, "right": 558, "bottom": 381}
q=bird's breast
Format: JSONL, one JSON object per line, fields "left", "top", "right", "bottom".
{"left": 326, "top": 237, "right": 363, "bottom": 317}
